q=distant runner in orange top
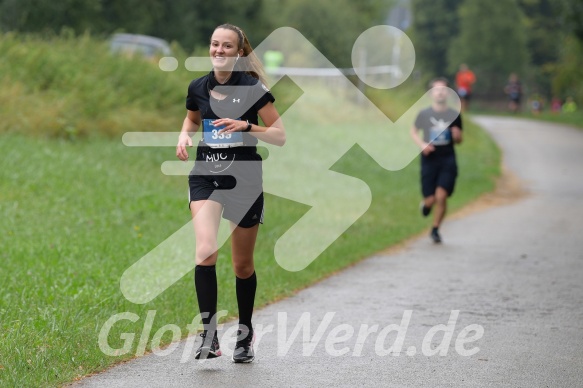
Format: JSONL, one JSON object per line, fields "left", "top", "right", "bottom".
{"left": 455, "top": 64, "right": 476, "bottom": 112}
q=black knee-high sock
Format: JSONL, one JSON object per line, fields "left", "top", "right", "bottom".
{"left": 236, "top": 271, "right": 257, "bottom": 333}
{"left": 195, "top": 265, "right": 217, "bottom": 333}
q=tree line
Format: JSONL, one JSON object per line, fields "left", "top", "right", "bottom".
{"left": 0, "top": 0, "right": 393, "bottom": 67}
{"left": 412, "top": 0, "right": 583, "bottom": 104}
{"left": 1, "top": 0, "right": 581, "bottom": 104}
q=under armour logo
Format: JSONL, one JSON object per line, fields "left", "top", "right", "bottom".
{"left": 233, "top": 98, "right": 240, "bottom": 103}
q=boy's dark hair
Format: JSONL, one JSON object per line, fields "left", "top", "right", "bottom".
{"left": 428, "top": 77, "right": 449, "bottom": 89}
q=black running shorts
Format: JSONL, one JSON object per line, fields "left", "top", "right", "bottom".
{"left": 188, "top": 175, "right": 264, "bottom": 228}
{"left": 188, "top": 146, "right": 264, "bottom": 228}
{"left": 421, "top": 155, "right": 458, "bottom": 198}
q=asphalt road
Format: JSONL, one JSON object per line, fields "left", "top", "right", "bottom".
{"left": 72, "top": 116, "right": 583, "bottom": 388}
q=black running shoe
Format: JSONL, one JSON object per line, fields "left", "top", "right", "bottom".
{"left": 430, "top": 227, "right": 442, "bottom": 244}
{"left": 420, "top": 201, "right": 431, "bottom": 217}
{"left": 232, "top": 329, "right": 255, "bottom": 363}
{"left": 195, "top": 331, "right": 221, "bottom": 360}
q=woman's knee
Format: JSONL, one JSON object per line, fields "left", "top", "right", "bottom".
{"left": 232, "top": 258, "right": 254, "bottom": 278}
{"left": 196, "top": 242, "right": 218, "bottom": 265}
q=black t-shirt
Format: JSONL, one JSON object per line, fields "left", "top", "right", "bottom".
{"left": 414, "top": 107, "right": 462, "bottom": 158}
{"left": 186, "top": 71, "right": 275, "bottom": 154}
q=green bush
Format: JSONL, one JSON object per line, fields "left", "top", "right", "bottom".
{"left": 0, "top": 32, "right": 197, "bottom": 139}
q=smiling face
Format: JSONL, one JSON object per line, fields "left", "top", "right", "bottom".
{"left": 209, "top": 28, "right": 243, "bottom": 71}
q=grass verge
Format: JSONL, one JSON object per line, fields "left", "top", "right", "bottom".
{"left": 0, "top": 112, "right": 499, "bottom": 388}
{"left": 468, "top": 106, "right": 583, "bottom": 130}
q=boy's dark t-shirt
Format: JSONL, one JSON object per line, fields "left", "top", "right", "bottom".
{"left": 414, "top": 107, "right": 462, "bottom": 158}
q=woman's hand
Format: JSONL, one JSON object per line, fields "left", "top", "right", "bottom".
{"left": 176, "top": 110, "right": 200, "bottom": 161}
{"left": 176, "top": 133, "right": 193, "bottom": 161}
{"left": 213, "top": 118, "right": 247, "bottom": 133}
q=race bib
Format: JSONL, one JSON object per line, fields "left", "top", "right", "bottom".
{"left": 202, "top": 119, "right": 244, "bottom": 148}
{"left": 429, "top": 127, "right": 452, "bottom": 146}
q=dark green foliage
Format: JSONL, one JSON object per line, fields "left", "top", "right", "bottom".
{"left": 410, "top": 0, "right": 460, "bottom": 79}
{"left": 447, "top": 0, "right": 529, "bottom": 96}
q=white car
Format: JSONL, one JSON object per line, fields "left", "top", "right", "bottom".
{"left": 109, "top": 33, "right": 171, "bottom": 60}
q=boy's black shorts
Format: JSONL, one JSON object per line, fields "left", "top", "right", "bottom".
{"left": 421, "top": 155, "right": 458, "bottom": 198}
